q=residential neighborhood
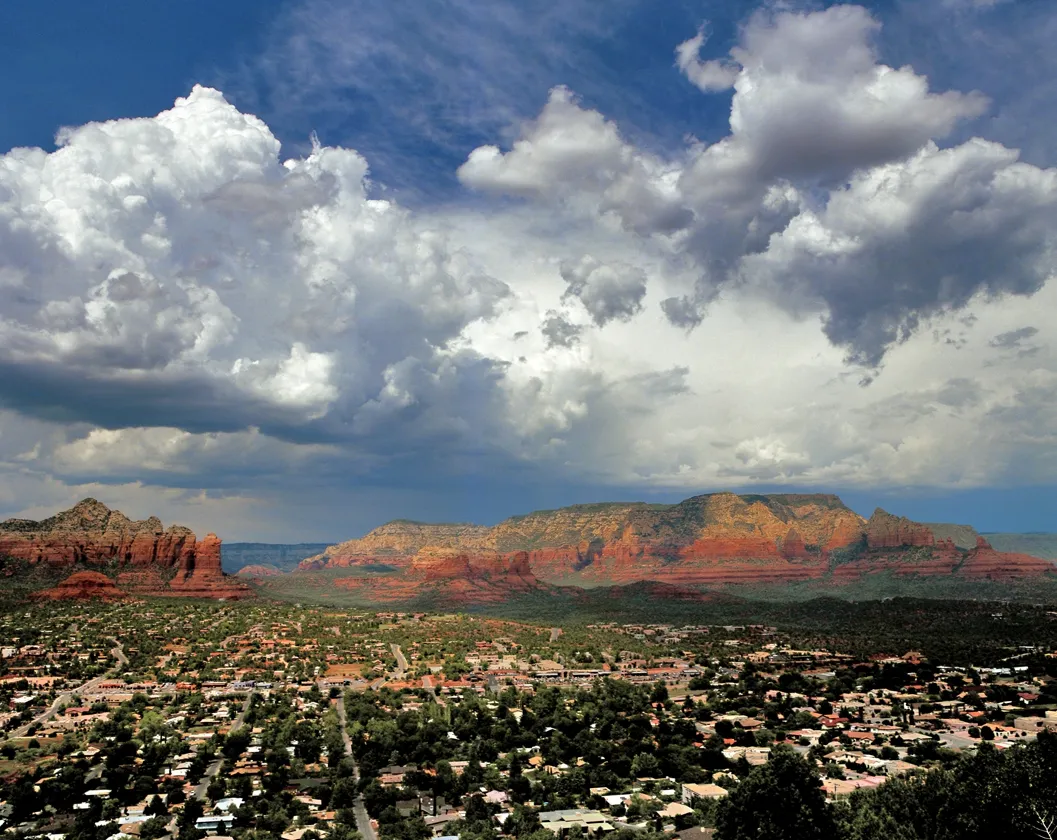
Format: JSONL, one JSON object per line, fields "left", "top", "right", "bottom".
{"left": 4, "top": 602, "right": 1057, "bottom": 840}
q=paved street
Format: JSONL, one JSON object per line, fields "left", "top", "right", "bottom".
{"left": 336, "top": 693, "right": 378, "bottom": 840}
{"left": 11, "top": 639, "right": 126, "bottom": 738}
{"left": 391, "top": 644, "right": 408, "bottom": 676}
{"left": 193, "top": 691, "right": 255, "bottom": 800}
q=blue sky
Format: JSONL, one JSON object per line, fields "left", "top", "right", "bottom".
{"left": 7, "top": 0, "right": 1054, "bottom": 197}
{"left": 2, "top": 0, "right": 1057, "bottom": 539}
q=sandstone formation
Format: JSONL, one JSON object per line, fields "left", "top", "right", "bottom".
{"left": 32, "top": 570, "right": 125, "bottom": 601}
{"left": 0, "top": 498, "right": 198, "bottom": 567}
{"left": 957, "top": 536, "right": 1055, "bottom": 581}
{"left": 168, "top": 533, "right": 249, "bottom": 599}
{"left": 301, "top": 492, "right": 1054, "bottom": 594}
{"left": 1, "top": 499, "right": 249, "bottom": 599}
{"left": 865, "top": 508, "right": 935, "bottom": 549}
{"left": 334, "top": 549, "right": 541, "bottom": 605}
{"left": 236, "top": 564, "right": 283, "bottom": 578}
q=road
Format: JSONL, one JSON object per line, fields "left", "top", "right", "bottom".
{"left": 10, "top": 640, "right": 126, "bottom": 738}
{"left": 193, "top": 691, "right": 255, "bottom": 801}
{"left": 336, "top": 693, "right": 378, "bottom": 840}
{"left": 391, "top": 644, "right": 408, "bottom": 676}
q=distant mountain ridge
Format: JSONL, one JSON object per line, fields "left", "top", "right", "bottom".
{"left": 983, "top": 533, "right": 1057, "bottom": 560}
{"left": 924, "top": 523, "right": 981, "bottom": 549}
{"left": 222, "top": 543, "right": 332, "bottom": 574}
{"left": 923, "top": 525, "right": 1057, "bottom": 558}
{"left": 296, "top": 492, "right": 1055, "bottom": 602}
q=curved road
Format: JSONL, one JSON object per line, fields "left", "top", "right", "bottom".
{"left": 336, "top": 693, "right": 378, "bottom": 840}
{"left": 391, "top": 644, "right": 408, "bottom": 677}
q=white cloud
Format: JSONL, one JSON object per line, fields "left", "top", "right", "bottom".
{"left": 714, "top": 5, "right": 987, "bottom": 184}
{"left": 0, "top": 86, "right": 509, "bottom": 444}
{"left": 675, "top": 28, "right": 740, "bottom": 93}
{"left": 3, "top": 4, "right": 1057, "bottom": 537}
{"left": 745, "top": 138, "right": 1057, "bottom": 365}
{"left": 457, "top": 87, "right": 691, "bottom": 236}
{"left": 460, "top": 5, "right": 1050, "bottom": 367}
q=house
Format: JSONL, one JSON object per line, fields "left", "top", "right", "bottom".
{"left": 822, "top": 778, "right": 884, "bottom": 799}
{"left": 681, "top": 783, "right": 729, "bottom": 804}
{"left": 538, "top": 809, "right": 615, "bottom": 837}
{"left": 195, "top": 814, "right": 236, "bottom": 833}
{"left": 1014, "top": 717, "right": 1057, "bottom": 733}
{"left": 396, "top": 799, "right": 420, "bottom": 817}
{"left": 658, "top": 802, "right": 694, "bottom": 819}
{"left": 882, "top": 760, "right": 919, "bottom": 776}
{"left": 424, "top": 814, "right": 460, "bottom": 837}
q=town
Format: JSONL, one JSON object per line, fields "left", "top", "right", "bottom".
{"left": 3, "top": 601, "right": 1057, "bottom": 840}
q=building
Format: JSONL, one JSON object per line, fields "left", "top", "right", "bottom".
{"left": 681, "top": 783, "right": 729, "bottom": 804}
{"left": 538, "top": 809, "right": 616, "bottom": 836}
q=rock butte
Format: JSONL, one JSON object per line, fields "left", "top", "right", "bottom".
{"left": 33, "top": 570, "right": 125, "bottom": 601}
{"left": 1, "top": 498, "right": 250, "bottom": 600}
{"left": 300, "top": 492, "right": 1055, "bottom": 595}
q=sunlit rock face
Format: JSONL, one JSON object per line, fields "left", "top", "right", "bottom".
{"left": 299, "top": 491, "right": 1055, "bottom": 599}
{"left": 1, "top": 499, "right": 250, "bottom": 599}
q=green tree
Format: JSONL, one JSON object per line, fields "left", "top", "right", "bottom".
{"left": 145, "top": 795, "right": 169, "bottom": 817}
{"left": 715, "top": 747, "right": 837, "bottom": 840}
{"left": 140, "top": 816, "right": 170, "bottom": 840}
{"left": 631, "top": 752, "right": 661, "bottom": 778}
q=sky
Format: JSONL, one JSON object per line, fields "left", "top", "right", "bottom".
{"left": 2, "top": 0, "right": 1057, "bottom": 541}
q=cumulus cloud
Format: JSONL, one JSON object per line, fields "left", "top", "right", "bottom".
{"left": 5, "top": 4, "right": 1057, "bottom": 535}
{"left": 457, "top": 86, "right": 691, "bottom": 235}
{"left": 50, "top": 426, "right": 342, "bottom": 482}
{"left": 459, "top": 4, "right": 1056, "bottom": 368}
{"left": 693, "top": 5, "right": 988, "bottom": 184}
{"left": 746, "top": 139, "right": 1057, "bottom": 365}
{"left": 560, "top": 256, "right": 646, "bottom": 326}
{"left": 0, "top": 86, "right": 509, "bottom": 451}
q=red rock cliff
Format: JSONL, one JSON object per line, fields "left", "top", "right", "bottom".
{"left": 302, "top": 492, "right": 863, "bottom": 586}
{"left": 302, "top": 492, "right": 1054, "bottom": 591}
{"left": 865, "top": 508, "right": 935, "bottom": 548}
{"left": 0, "top": 499, "right": 249, "bottom": 599}
{"left": 958, "top": 536, "right": 1055, "bottom": 581}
